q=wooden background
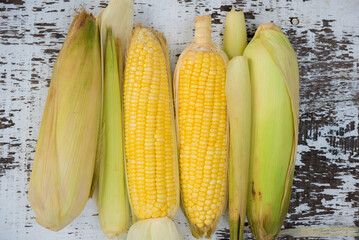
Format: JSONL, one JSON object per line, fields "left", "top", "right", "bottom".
{"left": 0, "top": 0, "right": 358, "bottom": 239}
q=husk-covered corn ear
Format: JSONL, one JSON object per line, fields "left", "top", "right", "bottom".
{"left": 90, "top": 0, "right": 133, "bottom": 198}
{"left": 223, "top": 8, "right": 250, "bottom": 240}
{"left": 244, "top": 23, "right": 299, "bottom": 240}
{"left": 97, "top": 29, "right": 130, "bottom": 239}
{"left": 28, "top": 11, "right": 101, "bottom": 231}
{"left": 94, "top": 0, "right": 133, "bottom": 238}
{"left": 226, "top": 56, "right": 251, "bottom": 240}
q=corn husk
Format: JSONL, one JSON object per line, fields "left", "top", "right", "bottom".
{"left": 226, "top": 56, "right": 251, "bottom": 240}
{"left": 223, "top": 7, "right": 247, "bottom": 59}
{"left": 98, "top": 0, "right": 134, "bottom": 68}
{"left": 127, "top": 217, "right": 182, "bottom": 240}
{"left": 244, "top": 23, "right": 299, "bottom": 240}
{"left": 28, "top": 11, "right": 101, "bottom": 231}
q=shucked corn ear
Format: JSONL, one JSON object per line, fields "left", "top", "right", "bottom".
{"left": 223, "top": 7, "right": 247, "bottom": 59}
{"left": 174, "top": 15, "right": 228, "bottom": 238}
{"left": 28, "top": 11, "right": 101, "bottom": 231}
{"left": 124, "top": 25, "right": 181, "bottom": 240}
{"left": 226, "top": 57, "right": 251, "bottom": 240}
{"left": 244, "top": 23, "right": 299, "bottom": 239}
{"left": 94, "top": 0, "right": 133, "bottom": 238}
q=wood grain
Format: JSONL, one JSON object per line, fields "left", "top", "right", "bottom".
{"left": 0, "top": 0, "right": 358, "bottom": 239}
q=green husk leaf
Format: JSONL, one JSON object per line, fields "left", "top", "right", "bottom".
{"left": 91, "top": 0, "right": 133, "bottom": 238}
{"left": 90, "top": 0, "right": 133, "bottom": 198}
{"left": 226, "top": 56, "right": 251, "bottom": 240}
{"left": 97, "top": 28, "right": 130, "bottom": 239}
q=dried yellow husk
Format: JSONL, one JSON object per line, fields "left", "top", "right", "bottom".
{"left": 28, "top": 10, "right": 101, "bottom": 231}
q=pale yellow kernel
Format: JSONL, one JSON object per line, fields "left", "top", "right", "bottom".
{"left": 146, "top": 209, "right": 152, "bottom": 216}
{"left": 196, "top": 223, "right": 204, "bottom": 228}
{"left": 152, "top": 211, "right": 161, "bottom": 218}
{"left": 187, "top": 207, "right": 193, "bottom": 214}
{"left": 204, "top": 219, "right": 212, "bottom": 226}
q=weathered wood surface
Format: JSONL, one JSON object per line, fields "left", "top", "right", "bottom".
{"left": 0, "top": 0, "right": 358, "bottom": 239}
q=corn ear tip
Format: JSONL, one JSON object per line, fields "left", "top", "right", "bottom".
{"left": 258, "top": 22, "right": 282, "bottom": 32}
{"left": 228, "top": 6, "right": 245, "bottom": 16}
{"left": 195, "top": 14, "right": 211, "bottom": 24}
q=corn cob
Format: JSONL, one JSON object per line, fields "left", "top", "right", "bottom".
{"left": 174, "top": 15, "right": 228, "bottom": 238}
{"left": 223, "top": 7, "right": 247, "bottom": 59}
{"left": 28, "top": 11, "right": 101, "bottom": 231}
{"left": 124, "top": 25, "right": 181, "bottom": 240}
{"left": 93, "top": 0, "right": 133, "bottom": 238}
{"left": 226, "top": 57, "right": 251, "bottom": 240}
{"left": 244, "top": 23, "right": 299, "bottom": 239}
